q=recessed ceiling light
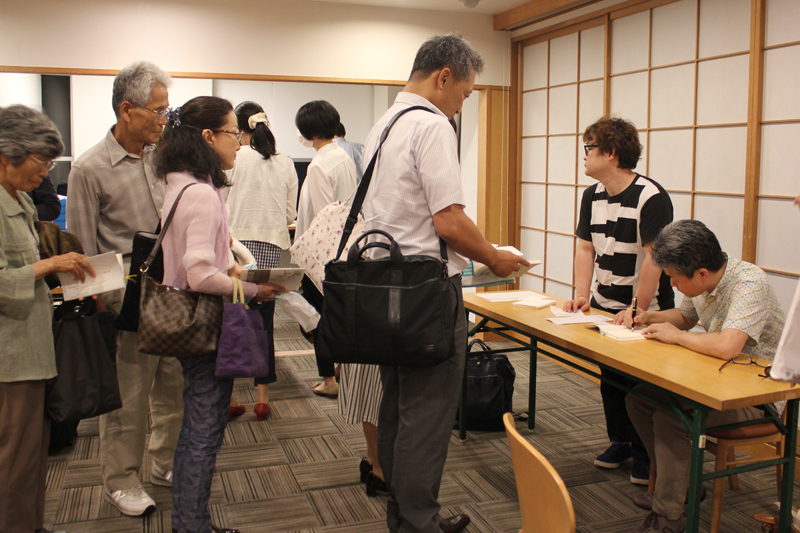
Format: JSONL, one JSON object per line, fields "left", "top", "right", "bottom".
{"left": 461, "top": 0, "right": 480, "bottom": 8}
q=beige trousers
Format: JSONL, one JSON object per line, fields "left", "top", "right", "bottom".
{"left": 100, "top": 286, "right": 185, "bottom": 493}
{"left": 626, "top": 384, "right": 764, "bottom": 520}
{"left": 0, "top": 380, "right": 49, "bottom": 533}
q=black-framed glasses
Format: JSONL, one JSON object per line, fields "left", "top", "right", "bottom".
{"left": 133, "top": 103, "right": 170, "bottom": 120}
{"left": 29, "top": 155, "right": 56, "bottom": 171}
{"left": 215, "top": 129, "right": 244, "bottom": 144}
{"left": 719, "top": 354, "right": 770, "bottom": 373}
{"left": 583, "top": 144, "right": 599, "bottom": 155}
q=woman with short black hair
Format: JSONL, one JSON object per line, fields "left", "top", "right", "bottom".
{"left": 294, "top": 100, "right": 357, "bottom": 397}
{"left": 155, "top": 96, "right": 284, "bottom": 533}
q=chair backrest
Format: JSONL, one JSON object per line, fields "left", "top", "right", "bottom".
{"left": 504, "top": 412, "right": 576, "bottom": 533}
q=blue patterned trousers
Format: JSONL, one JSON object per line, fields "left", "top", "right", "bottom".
{"left": 172, "top": 352, "right": 233, "bottom": 533}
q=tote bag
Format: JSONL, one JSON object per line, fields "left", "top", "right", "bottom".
{"left": 215, "top": 277, "right": 270, "bottom": 378}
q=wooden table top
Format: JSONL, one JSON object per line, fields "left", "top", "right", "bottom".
{"left": 464, "top": 292, "right": 800, "bottom": 412}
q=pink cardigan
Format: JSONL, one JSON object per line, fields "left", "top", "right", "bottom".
{"left": 161, "top": 172, "right": 257, "bottom": 299}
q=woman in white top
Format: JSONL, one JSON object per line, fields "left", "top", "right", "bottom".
{"left": 294, "top": 100, "right": 357, "bottom": 397}
{"left": 226, "top": 101, "right": 297, "bottom": 421}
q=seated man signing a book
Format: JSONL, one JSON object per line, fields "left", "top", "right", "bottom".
{"left": 625, "top": 219, "right": 785, "bottom": 533}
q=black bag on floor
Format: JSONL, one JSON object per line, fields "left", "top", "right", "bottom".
{"left": 458, "top": 339, "right": 516, "bottom": 431}
{"left": 46, "top": 299, "right": 122, "bottom": 423}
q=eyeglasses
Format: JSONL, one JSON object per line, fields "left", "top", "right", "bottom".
{"left": 719, "top": 354, "right": 770, "bottom": 374}
{"left": 133, "top": 104, "right": 170, "bottom": 120}
{"left": 583, "top": 144, "right": 599, "bottom": 155}
{"left": 29, "top": 155, "right": 56, "bottom": 171}
{"left": 215, "top": 129, "right": 243, "bottom": 144}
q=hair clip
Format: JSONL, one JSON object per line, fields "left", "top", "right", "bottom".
{"left": 167, "top": 107, "right": 182, "bottom": 127}
{"left": 248, "top": 112, "right": 269, "bottom": 130}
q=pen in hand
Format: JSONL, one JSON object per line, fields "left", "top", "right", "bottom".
{"left": 631, "top": 296, "right": 638, "bottom": 332}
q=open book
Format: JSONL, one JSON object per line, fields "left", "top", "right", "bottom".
{"left": 57, "top": 251, "right": 125, "bottom": 301}
{"left": 596, "top": 323, "right": 646, "bottom": 342}
{"left": 240, "top": 267, "right": 305, "bottom": 291}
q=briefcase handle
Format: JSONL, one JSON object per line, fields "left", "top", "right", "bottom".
{"left": 346, "top": 229, "right": 403, "bottom": 267}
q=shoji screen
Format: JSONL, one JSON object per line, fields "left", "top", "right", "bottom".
{"left": 518, "top": 25, "right": 605, "bottom": 299}
{"left": 758, "top": 0, "right": 800, "bottom": 311}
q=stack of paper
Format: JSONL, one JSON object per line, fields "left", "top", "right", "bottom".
{"left": 57, "top": 251, "right": 125, "bottom": 301}
{"left": 597, "top": 323, "right": 646, "bottom": 341}
{"left": 474, "top": 291, "right": 534, "bottom": 302}
{"left": 512, "top": 294, "right": 556, "bottom": 309}
{"left": 547, "top": 315, "right": 612, "bottom": 325}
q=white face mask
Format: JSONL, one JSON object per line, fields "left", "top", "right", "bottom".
{"left": 297, "top": 131, "right": 314, "bottom": 148}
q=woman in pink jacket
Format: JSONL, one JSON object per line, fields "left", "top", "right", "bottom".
{"left": 154, "top": 96, "right": 284, "bottom": 533}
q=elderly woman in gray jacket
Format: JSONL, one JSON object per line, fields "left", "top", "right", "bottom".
{"left": 0, "top": 105, "right": 95, "bottom": 533}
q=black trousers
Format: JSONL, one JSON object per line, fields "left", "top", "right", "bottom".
{"left": 300, "top": 275, "right": 335, "bottom": 378}
{"left": 251, "top": 300, "right": 277, "bottom": 386}
{"left": 592, "top": 299, "right": 649, "bottom": 462}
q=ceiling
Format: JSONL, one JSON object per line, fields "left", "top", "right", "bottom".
{"left": 305, "top": 0, "right": 530, "bottom": 16}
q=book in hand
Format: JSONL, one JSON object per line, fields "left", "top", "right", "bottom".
{"left": 57, "top": 251, "right": 125, "bottom": 301}
{"left": 462, "top": 245, "right": 540, "bottom": 287}
{"left": 240, "top": 267, "right": 305, "bottom": 291}
{"left": 596, "top": 323, "right": 646, "bottom": 342}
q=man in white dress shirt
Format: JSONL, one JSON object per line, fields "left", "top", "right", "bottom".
{"left": 363, "top": 34, "right": 529, "bottom": 533}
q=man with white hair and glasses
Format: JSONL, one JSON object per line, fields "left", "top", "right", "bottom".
{"left": 67, "top": 60, "right": 183, "bottom": 517}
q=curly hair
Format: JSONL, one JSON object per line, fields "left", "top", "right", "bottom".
{"left": 583, "top": 116, "right": 642, "bottom": 170}
{"left": 154, "top": 96, "right": 233, "bottom": 189}
{"left": 0, "top": 105, "right": 63, "bottom": 165}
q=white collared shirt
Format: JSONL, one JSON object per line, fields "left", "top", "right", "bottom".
{"left": 362, "top": 92, "right": 467, "bottom": 276}
{"left": 295, "top": 142, "right": 358, "bottom": 238}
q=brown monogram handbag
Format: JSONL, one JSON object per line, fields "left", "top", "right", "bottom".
{"left": 137, "top": 183, "right": 224, "bottom": 358}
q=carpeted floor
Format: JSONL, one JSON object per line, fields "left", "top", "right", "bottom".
{"left": 43, "top": 305, "right": 797, "bottom": 532}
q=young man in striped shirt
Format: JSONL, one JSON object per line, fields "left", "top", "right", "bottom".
{"left": 563, "top": 116, "right": 674, "bottom": 485}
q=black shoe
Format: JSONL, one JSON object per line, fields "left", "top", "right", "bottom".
{"left": 360, "top": 457, "right": 373, "bottom": 482}
{"left": 365, "top": 472, "right": 388, "bottom": 497}
{"left": 211, "top": 525, "right": 240, "bottom": 533}
{"left": 440, "top": 514, "right": 471, "bottom": 533}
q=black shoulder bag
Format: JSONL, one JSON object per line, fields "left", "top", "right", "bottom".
{"left": 316, "top": 106, "right": 459, "bottom": 366}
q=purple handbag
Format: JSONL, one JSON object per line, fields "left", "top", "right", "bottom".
{"left": 215, "top": 278, "right": 270, "bottom": 378}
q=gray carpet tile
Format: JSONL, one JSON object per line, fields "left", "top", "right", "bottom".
{"left": 306, "top": 485, "right": 385, "bottom": 527}
{"left": 281, "top": 435, "right": 355, "bottom": 465}
{"left": 220, "top": 465, "right": 303, "bottom": 503}
{"left": 290, "top": 457, "right": 363, "bottom": 492}
{"left": 43, "top": 337, "right": 800, "bottom": 532}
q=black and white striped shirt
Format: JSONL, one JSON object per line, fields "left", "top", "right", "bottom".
{"left": 576, "top": 174, "right": 674, "bottom": 311}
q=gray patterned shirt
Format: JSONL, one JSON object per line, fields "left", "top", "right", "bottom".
{"left": 680, "top": 255, "right": 785, "bottom": 362}
{"left": 66, "top": 128, "right": 164, "bottom": 257}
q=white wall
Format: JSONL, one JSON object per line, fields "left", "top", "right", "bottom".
{"left": 0, "top": 73, "right": 41, "bottom": 108}
{"left": 0, "top": 0, "right": 509, "bottom": 87}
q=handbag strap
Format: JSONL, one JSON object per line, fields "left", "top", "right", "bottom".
{"left": 335, "top": 105, "right": 447, "bottom": 264}
{"left": 231, "top": 277, "right": 247, "bottom": 307}
{"left": 141, "top": 183, "right": 196, "bottom": 273}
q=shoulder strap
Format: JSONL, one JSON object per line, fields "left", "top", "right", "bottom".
{"left": 336, "top": 105, "right": 435, "bottom": 259}
{"left": 141, "top": 183, "right": 196, "bottom": 273}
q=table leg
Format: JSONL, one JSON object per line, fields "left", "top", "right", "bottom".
{"left": 528, "top": 336, "right": 537, "bottom": 431}
{"left": 778, "top": 399, "right": 799, "bottom": 533}
{"left": 459, "top": 306, "right": 471, "bottom": 441}
{"left": 685, "top": 406, "right": 707, "bottom": 533}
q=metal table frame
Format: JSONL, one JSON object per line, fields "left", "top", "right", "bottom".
{"left": 458, "top": 310, "right": 799, "bottom": 533}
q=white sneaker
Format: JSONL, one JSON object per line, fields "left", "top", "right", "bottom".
{"left": 150, "top": 468, "right": 173, "bottom": 488}
{"left": 104, "top": 487, "right": 156, "bottom": 516}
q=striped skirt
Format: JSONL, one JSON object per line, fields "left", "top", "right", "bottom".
{"left": 338, "top": 363, "right": 382, "bottom": 426}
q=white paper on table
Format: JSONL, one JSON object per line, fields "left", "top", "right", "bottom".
{"left": 546, "top": 315, "right": 612, "bottom": 325}
{"left": 597, "top": 323, "right": 646, "bottom": 341}
{"left": 550, "top": 306, "right": 584, "bottom": 318}
{"left": 57, "top": 251, "right": 125, "bottom": 301}
{"left": 475, "top": 291, "right": 534, "bottom": 302}
{"left": 511, "top": 294, "right": 556, "bottom": 309}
